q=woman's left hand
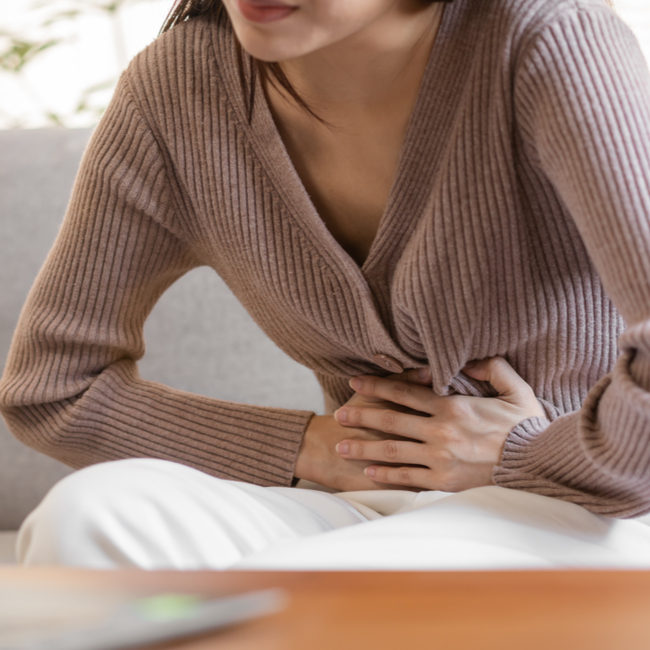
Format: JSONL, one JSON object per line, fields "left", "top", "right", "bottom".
{"left": 334, "top": 357, "right": 546, "bottom": 492}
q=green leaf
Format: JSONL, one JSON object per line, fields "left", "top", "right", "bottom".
{"left": 0, "top": 36, "right": 64, "bottom": 73}
{"left": 41, "top": 10, "right": 83, "bottom": 27}
{"left": 45, "top": 112, "right": 65, "bottom": 127}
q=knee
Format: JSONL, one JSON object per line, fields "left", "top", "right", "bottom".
{"left": 17, "top": 458, "right": 170, "bottom": 568}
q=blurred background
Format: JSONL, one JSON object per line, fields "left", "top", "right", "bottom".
{"left": 1, "top": 0, "right": 649, "bottom": 131}
{"left": 0, "top": 0, "right": 170, "bottom": 129}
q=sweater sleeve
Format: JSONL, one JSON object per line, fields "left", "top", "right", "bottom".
{"left": 0, "top": 71, "right": 312, "bottom": 487}
{"left": 492, "top": 5, "right": 650, "bottom": 517}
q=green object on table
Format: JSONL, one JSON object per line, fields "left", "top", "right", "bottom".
{"left": 0, "top": 587, "right": 286, "bottom": 650}
{"left": 134, "top": 594, "right": 201, "bottom": 621}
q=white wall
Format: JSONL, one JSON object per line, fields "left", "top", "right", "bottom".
{"left": 0, "top": 0, "right": 171, "bottom": 128}
{"left": 0, "top": 0, "right": 649, "bottom": 130}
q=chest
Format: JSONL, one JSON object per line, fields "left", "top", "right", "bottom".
{"left": 289, "top": 128, "right": 404, "bottom": 267}
{"left": 176, "top": 75, "right": 616, "bottom": 404}
{"left": 268, "top": 97, "right": 411, "bottom": 267}
{"left": 189, "top": 54, "right": 528, "bottom": 371}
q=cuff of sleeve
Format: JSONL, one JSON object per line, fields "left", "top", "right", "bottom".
{"left": 491, "top": 413, "right": 598, "bottom": 503}
{"left": 492, "top": 360, "right": 650, "bottom": 516}
{"left": 495, "top": 415, "right": 552, "bottom": 472}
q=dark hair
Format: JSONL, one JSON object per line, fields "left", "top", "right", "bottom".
{"left": 160, "top": 0, "right": 450, "bottom": 122}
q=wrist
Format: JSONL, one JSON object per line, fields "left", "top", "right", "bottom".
{"left": 295, "top": 414, "right": 330, "bottom": 483}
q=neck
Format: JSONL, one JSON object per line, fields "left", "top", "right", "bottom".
{"left": 274, "top": 2, "right": 444, "bottom": 120}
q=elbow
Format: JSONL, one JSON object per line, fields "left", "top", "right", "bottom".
{"left": 0, "top": 400, "right": 84, "bottom": 468}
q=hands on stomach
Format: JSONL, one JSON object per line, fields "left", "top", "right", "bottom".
{"left": 294, "top": 357, "right": 545, "bottom": 493}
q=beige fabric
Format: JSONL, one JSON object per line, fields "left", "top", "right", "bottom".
{"left": 2, "top": 0, "right": 650, "bottom": 515}
{"left": 16, "top": 459, "right": 650, "bottom": 570}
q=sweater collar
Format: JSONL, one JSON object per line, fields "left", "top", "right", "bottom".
{"left": 209, "top": 1, "right": 475, "bottom": 371}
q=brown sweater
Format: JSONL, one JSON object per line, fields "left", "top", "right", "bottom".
{"left": 2, "top": 0, "right": 650, "bottom": 517}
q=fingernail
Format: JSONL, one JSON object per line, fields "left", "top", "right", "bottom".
{"left": 336, "top": 442, "right": 349, "bottom": 455}
{"left": 349, "top": 377, "right": 363, "bottom": 391}
{"left": 365, "top": 467, "right": 376, "bottom": 478}
{"left": 418, "top": 367, "right": 431, "bottom": 380}
{"left": 335, "top": 408, "right": 348, "bottom": 423}
{"left": 464, "top": 360, "right": 477, "bottom": 369}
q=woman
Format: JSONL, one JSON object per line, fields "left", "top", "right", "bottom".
{"left": 2, "top": 0, "right": 650, "bottom": 569}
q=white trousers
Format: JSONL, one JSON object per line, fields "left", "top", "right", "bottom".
{"left": 17, "top": 458, "right": 650, "bottom": 570}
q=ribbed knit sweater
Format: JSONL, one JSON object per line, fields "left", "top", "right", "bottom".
{"left": 1, "top": 0, "right": 650, "bottom": 517}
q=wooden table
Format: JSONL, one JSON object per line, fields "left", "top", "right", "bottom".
{"left": 2, "top": 568, "right": 650, "bottom": 650}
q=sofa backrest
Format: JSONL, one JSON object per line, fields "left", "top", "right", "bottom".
{"left": 0, "top": 128, "right": 323, "bottom": 530}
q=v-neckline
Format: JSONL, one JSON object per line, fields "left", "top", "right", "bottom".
{"left": 248, "top": 2, "right": 455, "bottom": 278}
{"left": 211, "top": 0, "right": 465, "bottom": 365}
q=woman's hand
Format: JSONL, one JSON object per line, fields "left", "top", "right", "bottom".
{"left": 294, "top": 368, "right": 431, "bottom": 492}
{"left": 333, "top": 357, "right": 546, "bottom": 492}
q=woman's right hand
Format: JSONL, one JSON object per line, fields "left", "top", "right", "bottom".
{"left": 294, "top": 368, "right": 431, "bottom": 492}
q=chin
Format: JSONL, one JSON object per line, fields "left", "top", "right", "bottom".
{"left": 231, "top": 25, "right": 312, "bottom": 62}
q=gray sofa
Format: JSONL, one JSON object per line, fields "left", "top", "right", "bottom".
{"left": 0, "top": 128, "right": 324, "bottom": 562}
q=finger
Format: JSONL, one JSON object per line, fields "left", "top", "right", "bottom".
{"left": 388, "top": 366, "right": 432, "bottom": 386}
{"left": 364, "top": 465, "right": 433, "bottom": 489}
{"left": 336, "top": 438, "right": 425, "bottom": 464}
{"left": 347, "top": 368, "right": 432, "bottom": 406}
{"left": 334, "top": 406, "right": 428, "bottom": 439}
{"left": 348, "top": 375, "right": 440, "bottom": 414}
{"left": 462, "top": 356, "right": 534, "bottom": 401}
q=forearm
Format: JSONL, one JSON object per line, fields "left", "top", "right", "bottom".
{"left": 1, "top": 357, "right": 312, "bottom": 486}
{"left": 500, "top": 7, "right": 650, "bottom": 517}
{"left": 0, "top": 68, "right": 311, "bottom": 488}
{"left": 493, "top": 351, "right": 650, "bottom": 518}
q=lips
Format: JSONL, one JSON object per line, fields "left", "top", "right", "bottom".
{"left": 237, "top": 0, "right": 297, "bottom": 23}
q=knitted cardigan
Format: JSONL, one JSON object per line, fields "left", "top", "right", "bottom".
{"left": 2, "top": 0, "right": 650, "bottom": 517}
